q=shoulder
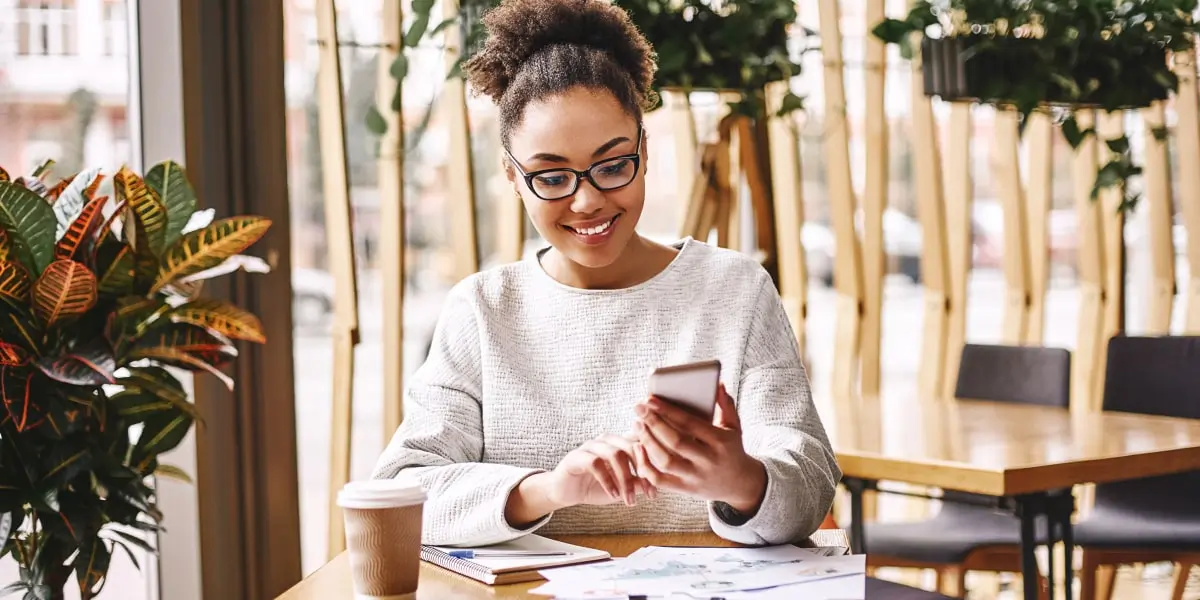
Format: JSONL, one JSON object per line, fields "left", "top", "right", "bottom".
{"left": 444, "top": 260, "right": 538, "bottom": 313}
{"left": 678, "top": 240, "right": 774, "bottom": 292}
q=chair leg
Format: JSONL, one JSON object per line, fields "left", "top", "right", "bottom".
{"left": 1080, "top": 550, "right": 1100, "bottom": 600}
{"left": 1170, "top": 562, "right": 1194, "bottom": 600}
{"left": 1096, "top": 565, "right": 1117, "bottom": 600}
{"left": 936, "top": 566, "right": 966, "bottom": 598}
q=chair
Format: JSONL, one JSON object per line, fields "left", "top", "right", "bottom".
{"left": 867, "top": 576, "right": 956, "bottom": 599}
{"left": 864, "top": 343, "right": 1072, "bottom": 597}
{"left": 1075, "top": 335, "right": 1200, "bottom": 600}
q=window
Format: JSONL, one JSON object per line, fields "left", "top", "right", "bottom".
{"left": 17, "top": 0, "right": 78, "bottom": 57}
{"left": 104, "top": 1, "right": 127, "bottom": 56}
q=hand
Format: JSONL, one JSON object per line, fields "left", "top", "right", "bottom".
{"left": 547, "top": 434, "right": 657, "bottom": 508}
{"left": 633, "top": 383, "right": 767, "bottom": 515}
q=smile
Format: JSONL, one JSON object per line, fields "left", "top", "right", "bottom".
{"left": 564, "top": 214, "right": 619, "bottom": 238}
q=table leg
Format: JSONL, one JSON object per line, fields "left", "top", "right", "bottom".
{"left": 844, "top": 477, "right": 870, "bottom": 554}
{"left": 1057, "top": 490, "right": 1077, "bottom": 600}
{"left": 1015, "top": 495, "right": 1042, "bottom": 600}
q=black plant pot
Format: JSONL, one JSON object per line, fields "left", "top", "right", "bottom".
{"left": 921, "top": 35, "right": 1169, "bottom": 111}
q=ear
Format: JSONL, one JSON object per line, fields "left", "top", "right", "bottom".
{"left": 503, "top": 157, "right": 517, "bottom": 184}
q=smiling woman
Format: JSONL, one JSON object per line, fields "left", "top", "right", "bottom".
{"left": 371, "top": 0, "right": 841, "bottom": 549}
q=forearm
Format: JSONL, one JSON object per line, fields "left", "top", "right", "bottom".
{"left": 720, "top": 456, "right": 768, "bottom": 515}
{"left": 504, "top": 472, "right": 563, "bottom": 529}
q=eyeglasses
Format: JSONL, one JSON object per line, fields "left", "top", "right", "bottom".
{"left": 506, "top": 124, "right": 644, "bottom": 201}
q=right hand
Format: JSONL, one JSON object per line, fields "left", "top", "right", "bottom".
{"left": 547, "top": 434, "right": 657, "bottom": 507}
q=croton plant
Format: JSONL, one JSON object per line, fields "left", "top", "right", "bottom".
{"left": 0, "top": 160, "right": 271, "bottom": 599}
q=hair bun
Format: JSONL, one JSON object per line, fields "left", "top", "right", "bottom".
{"left": 464, "top": 0, "right": 656, "bottom": 103}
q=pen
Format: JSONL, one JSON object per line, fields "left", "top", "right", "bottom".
{"left": 447, "top": 549, "right": 573, "bottom": 559}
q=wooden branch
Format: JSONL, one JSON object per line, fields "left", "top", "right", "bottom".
{"left": 1070, "top": 109, "right": 1105, "bottom": 414}
{"left": 1024, "top": 112, "right": 1053, "bottom": 344}
{"left": 442, "top": 0, "right": 479, "bottom": 279}
{"left": 1093, "top": 111, "right": 1126, "bottom": 403}
{"left": 994, "top": 109, "right": 1031, "bottom": 344}
{"left": 315, "top": 0, "right": 360, "bottom": 558}
{"left": 940, "top": 105, "right": 972, "bottom": 398}
{"left": 1173, "top": 48, "right": 1200, "bottom": 333}
{"left": 765, "top": 81, "right": 808, "bottom": 356}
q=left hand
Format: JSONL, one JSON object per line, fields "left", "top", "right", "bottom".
{"left": 632, "top": 383, "right": 768, "bottom": 515}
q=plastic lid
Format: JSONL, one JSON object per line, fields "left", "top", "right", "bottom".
{"left": 337, "top": 477, "right": 427, "bottom": 509}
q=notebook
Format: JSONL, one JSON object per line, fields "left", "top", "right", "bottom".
{"left": 420, "top": 535, "right": 611, "bottom": 585}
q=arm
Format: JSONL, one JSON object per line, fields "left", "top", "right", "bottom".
{"left": 371, "top": 283, "right": 552, "bottom": 546}
{"left": 707, "top": 276, "right": 842, "bottom": 545}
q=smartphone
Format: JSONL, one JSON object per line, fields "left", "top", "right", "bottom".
{"left": 647, "top": 359, "right": 721, "bottom": 419}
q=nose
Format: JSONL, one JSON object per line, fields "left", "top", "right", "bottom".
{"left": 568, "top": 177, "right": 606, "bottom": 215}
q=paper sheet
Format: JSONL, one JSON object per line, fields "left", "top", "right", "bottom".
{"left": 531, "top": 546, "right": 864, "bottom": 597}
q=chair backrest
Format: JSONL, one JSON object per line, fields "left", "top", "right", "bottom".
{"left": 953, "top": 343, "right": 1071, "bottom": 408}
{"left": 1102, "top": 335, "right": 1200, "bottom": 418}
{"left": 1096, "top": 335, "right": 1200, "bottom": 511}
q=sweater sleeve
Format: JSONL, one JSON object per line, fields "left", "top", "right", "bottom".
{"left": 371, "top": 281, "right": 550, "bottom": 546}
{"left": 707, "top": 275, "right": 842, "bottom": 545}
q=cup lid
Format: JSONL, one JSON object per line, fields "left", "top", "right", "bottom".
{"left": 337, "top": 477, "right": 426, "bottom": 509}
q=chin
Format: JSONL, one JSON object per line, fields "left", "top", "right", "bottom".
{"left": 552, "top": 226, "right": 633, "bottom": 269}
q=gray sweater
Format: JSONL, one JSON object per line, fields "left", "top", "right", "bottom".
{"left": 372, "top": 238, "right": 841, "bottom": 547}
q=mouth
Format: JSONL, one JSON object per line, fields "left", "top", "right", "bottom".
{"left": 562, "top": 214, "right": 620, "bottom": 244}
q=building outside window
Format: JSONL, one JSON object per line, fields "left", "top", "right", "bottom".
{"left": 17, "top": 0, "right": 78, "bottom": 57}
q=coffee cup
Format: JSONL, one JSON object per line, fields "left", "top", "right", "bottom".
{"left": 337, "top": 477, "right": 427, "bottom": 600}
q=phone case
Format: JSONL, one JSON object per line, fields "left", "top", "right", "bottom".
{"left": 647, "top": 359, "right": 721, "bottom": 418}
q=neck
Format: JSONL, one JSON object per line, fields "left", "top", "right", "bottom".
{"left": 544, "top": 234, "right": 674, "bottom": 290}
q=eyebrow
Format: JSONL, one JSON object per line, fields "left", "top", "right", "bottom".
{"left": 525, "top": 136, "right": 633, "bottom": 164}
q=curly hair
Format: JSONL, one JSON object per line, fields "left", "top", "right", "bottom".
{"left": 463, "top": 0, "right": 658, "bottom": 147}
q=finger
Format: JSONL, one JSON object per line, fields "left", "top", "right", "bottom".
{"left": 636, "top": 444, "right": 670, "bottom": 497}
{"left": 640, "top": 410, "right": 712, "bottom": 464}
{"left": 585, "top": 454, "right": 620, "bottom": 500}
{"left": 636, "top": 418, "right": 694, "bottom": 476}
{"left": 585, "top": 440, "right": 638, "bottom": 505}
{"left": 713, "top": 383, "right": 741, "bottom": 430}
{"left": 643, "top": 397, "right": 723, "bottom": 447}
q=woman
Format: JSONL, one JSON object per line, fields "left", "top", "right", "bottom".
{"left": 372, "top": 0, "right": 841, "bottom": 547}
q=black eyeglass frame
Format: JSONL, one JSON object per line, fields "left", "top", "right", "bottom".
{"left": 505, "top": 123, "right": 644, "bottom": 201}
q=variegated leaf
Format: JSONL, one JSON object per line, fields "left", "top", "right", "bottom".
{"left": 74, "top": 536, "right": 111, "bottom": 599}
{"left": 1, "top": 366, "right": 40, "bottom": 432}
{"left": 32, "top": 259, "right": 98, "bottom": 327}
{"left": 128, "top": 346, "right": 233, "bottom": 391}
{"left": 153, "top": 217, "right": 271, "bottom": 293}
{"left": 167, "top": 298, "right": 265, "bottom": 343}
{"left": 0, "top": 166, "right": 8, "bottom": 183}
{"left": 55, "top": 195, "right": 107, "bottom": 262}
{"left": 109, "top": 390, "right": 174, "bottom": 424}
{"left": 153, "top": 464, "right": 193, "bottom": 484}
{"left": 0, "top": 342, "right": 27, "bottom": 366}
{"left": 118, "top": 365, "right": 198, "bottom": 418}
{"left": 16, "top": 176, "right": 49, "bottom": 199}
{"left": 132, "top": 410, "right": 194, "bottom": 471}
{"left": 35, "top": 341, "right": 116, "bottom": 386}
{"left": 177, "top": 253, "right": 270, "bottom": 284}
{"left": 31, "top": 159, "right": 55, "bottom": 179}
{"left": 0, "top": 228, "right": 10, "bottom": 262}
{"left": 0, "top": 182, "right": 57, "bottom": 274}
{"left": 145, "top": 161, "right": 197, "bottom": 247}
{"left": 46, "top": 177, "right": 71, "bottom": 203}
{"left": 0, "top": 261, "right": 31, "bottom": 307}
{"left": 97, "top": 245, "right": 135, "bottom": 295}
{"left": 114, "top": 166, "right": 167, "bottom": 256}
{"left": 134, "top": 324, "right": 238, "bottom": 363}
{"left": 52, "top": 168, "right": 102, "bottom": 240}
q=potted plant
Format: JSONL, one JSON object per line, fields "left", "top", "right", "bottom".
{"left": 366, "top": 0, "right": 810, "bottom": 134}
{"left": 871, "top": 0, "right": 1200, "bottom": 212}
{"left": 0, "top": 160, "right": 271, "bottom": 599}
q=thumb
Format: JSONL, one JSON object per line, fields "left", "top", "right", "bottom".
{"left": 713, "top": 383, "right": 740, "bottom": 430}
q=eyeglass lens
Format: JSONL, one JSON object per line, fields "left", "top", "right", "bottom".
{"left": 530, "top": 155, "right": 638, "bottom": 200}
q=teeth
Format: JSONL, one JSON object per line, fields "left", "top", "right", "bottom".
{"left": 575, "top": 217, "right": 615, "bottom": 236}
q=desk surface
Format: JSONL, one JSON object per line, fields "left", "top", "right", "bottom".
{"left": 827, "top": 396, "right": 1200, "bottom": 496}
{"left": 277, "top": 530, "right": 850, "bottom": 600}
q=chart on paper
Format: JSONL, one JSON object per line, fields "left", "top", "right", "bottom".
{"left": 531, "top": 545, "right": 864, "bottom": 597}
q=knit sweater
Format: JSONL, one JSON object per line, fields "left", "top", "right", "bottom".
{"left": 372, "top": 238, "right": 841, "bottom": 547}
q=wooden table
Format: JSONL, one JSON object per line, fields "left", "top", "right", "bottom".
{"left": 827, "top": 395, "right": 1200, "bottom": 600}
{"left": 277, "top": 530, "right": 850, "bottom": 599}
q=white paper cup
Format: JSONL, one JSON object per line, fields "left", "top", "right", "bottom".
{"left": 338, "top": 478, "right": 427, "bottom": 600}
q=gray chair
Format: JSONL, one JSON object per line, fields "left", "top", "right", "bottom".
{"left": 867, "top": 577, "right": 956, "bottom": 599}
{"left": 1075, "top": 335, "right": 1200, "bottom": 600}
{"left": 864, "top": 344, "right": 1071, "bottom": 597}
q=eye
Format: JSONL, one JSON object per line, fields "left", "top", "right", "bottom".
{"left": 534, "top": 173, "right": 570, "bottom": 187}
{"left": 597, "top": 160, "right": 629, "bottom": 176}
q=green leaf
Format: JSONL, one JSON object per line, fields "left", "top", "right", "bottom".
{"left": 775, "top": 92, "right": 805, "bottom": 117}
{"left": 871, "top": 18, "right": 917, "bottom": 45}
{"left": 1092, "top": 160, "right": 1125, "bottom": 198}
{"left": 1106, "top": 136, "right": 1130, "bottom": 155}
{"left": 132, "top": 410, "right": 194, "bottom": 470}
{"left": 109, "top": 391, "right": 176, "bottom": 424}
{"left": 0, "top": 182, "right": 57, "bottom": 274}
{"left": 1, "top": 367, "right": 39, "bottom": 433}
{"left": 1152, "top": 126, "right": 1169, "bottom": 141}
{"left": 405, "top": 15, "right": 430, "bottom": 47}
{"left": 104, "top": 528, "right": 155, "bottom": 555}
{"left": 43, "top": 449, "right": 91, "bottom": 485}
{"left": 73, "top": 537, "right": 111, "bottom": 599}
{"left": 0, "top": 512, "right": 11, "bottom": 551}
{"left": 144, "top": 161, "right": 198, "bottom": 248}
{"left": 389, "top": 54, "right": 409, "bottom": 80}
{"left": 153, "top": 216, "right": 272, "bottom": 293}
{"left": 96, "top": 245, "right": 135, "bottom": 295}
{"left": 167, "top": 298, "right": 265, "bottom": 343}
{"left": 0, "top": 261, "right": 32, "bottom": 310}
{"left": 1061, "top": 117, "right": 1094, "bottom": 149}
{"left": 365, "top": 106, "right": 388, "bottom": 136}
{"left": 32, "top": 259, "right": 97, "bottom": 328}
{"left": 0, "top": 581, "right": 25, "bottom": 598}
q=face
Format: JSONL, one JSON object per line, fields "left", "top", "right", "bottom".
{"left": 505, "top": 87, "right": 647, "bottom": 270}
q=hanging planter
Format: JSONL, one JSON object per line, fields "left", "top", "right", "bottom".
{"left": 872, "top": 0, "right": 1200, "bottom": 212}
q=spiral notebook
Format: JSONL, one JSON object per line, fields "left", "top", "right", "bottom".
{"left": 421, "top": 535, "right": 611, "bottom": 585}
